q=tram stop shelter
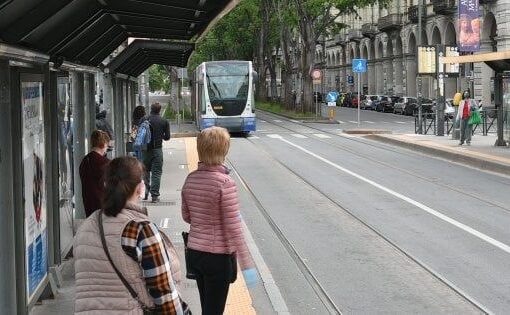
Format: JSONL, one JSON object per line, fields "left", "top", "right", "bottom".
{"left": 0, "top": 1, "right": 239, "bottom": 314}
{"left": 441, "top": 51, "right": 510, "bottom": 147}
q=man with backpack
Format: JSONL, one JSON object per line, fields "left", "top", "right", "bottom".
{"left": 143, "top": 102, "right": 170, "bottom": 203}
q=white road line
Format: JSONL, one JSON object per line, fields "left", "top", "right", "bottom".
{"left": 337, "top": 120, "right": 345, "bottom": 124}
{"left": 160, "top": 218, "right": 169, "bottom": 228}
{"left": 273, "top": 119, "right": 282, "bottom": 123}
{"left": 291, "top": 134, "right": 308, "bottom": 139}
{"left": 277, "top": 137, "right": 510, "bottom": 255}
{"left": 249, "top": 135, "right": 260, "bottom": 139}
{"left": 257, "top": 129, "right": 268, "bottom": 132}
{"left": 314, "top": 133, "right": 331, "bottom": 139}
{"left": 364, "top": 121, "right": 375, "bottom": 124}
{"left": 267, "top": 134, "right": 283, "bottom": 139}
{"left": 395, "top": 121, "right": 407, "bottom": 124}
{"left": 290, "top": 119, "right": 300, "bottom": 123}
{"left": 259, "top": 120, "right": 267, "bottom": 123}
{"left": 348, "top": 121, "right": 358, "bottom": 124}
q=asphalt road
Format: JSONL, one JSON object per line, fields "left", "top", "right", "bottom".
{"left": 226, "top": 110, "right": 510, "bottom": 314}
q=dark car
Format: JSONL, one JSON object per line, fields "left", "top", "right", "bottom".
{"left": 393, "top": 97, "right": 417, "bottom": 114}
{"left": 405, "top": 98, "right": 434, "bottom": 116}
{"left": 313, "top": 92, "right": 323, "bottom": 103}
{"left": 372, "top": 95, "right": 389, "bottom": 112}
{"left": 376, "top": 96, "right": 399, "bottom": 113}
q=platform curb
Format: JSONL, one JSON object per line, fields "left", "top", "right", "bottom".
{"left": 367, "top": 134, "right": 510, "bottom": 176}
{"left": 343, "top": 129, "right": 392, "bottom": 135}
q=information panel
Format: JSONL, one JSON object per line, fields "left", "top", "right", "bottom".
{"left": 21, "top": 81, "right": 48, "bottom": 302}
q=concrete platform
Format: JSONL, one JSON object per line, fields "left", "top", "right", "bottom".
{"left": 368, "top": 133, "right": 510, "bottom": 176}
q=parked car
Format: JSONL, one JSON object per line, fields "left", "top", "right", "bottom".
{"left": 393, "top": 97, "right": 417, "bottom": 114}
{"left": 361, "top": 95, "right": 381, "bottom": 110}
{"left": 313, "top": 92, "right": 323, "bottom": 103}
{"left": 372, "top": 95, "right": 389, "bottom": 112}
{"left": 376, "top": 96, "right": 399, "bottom": 112}
{"left": 431, "top": 99, "right": 455, "bottom": 119}
{"left": 405, "top": 98, "right": 434, "bottom": 116}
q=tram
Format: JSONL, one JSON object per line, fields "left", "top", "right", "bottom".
{"left": 191, "top": 61, "right": 257, "bottom": 133}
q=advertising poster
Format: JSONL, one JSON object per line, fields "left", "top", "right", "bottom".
{"left": 458, "top": 0, "right": 480, "bottom": 52}
{"left": 21, "top": 81, "right": 48, "bottom": 302}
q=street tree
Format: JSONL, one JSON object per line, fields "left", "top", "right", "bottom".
{"left": 290, "top": 0, "right": 388, "bottom": 113}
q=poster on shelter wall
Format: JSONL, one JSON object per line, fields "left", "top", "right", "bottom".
{"left": 21, "top": 81, "right": 48, "bottom": 302}
{"left": 458, "top": 0, "right": 480, "bottom": 52}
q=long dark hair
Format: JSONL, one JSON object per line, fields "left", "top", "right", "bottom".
{"left": 102, "top": 156, "right": 144, "bottom": 216}
{"left": 132, "top": 105, "right": 146, "bottom": 125}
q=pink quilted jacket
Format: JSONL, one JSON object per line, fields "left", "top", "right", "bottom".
{"left": 181, "top": 163, "right": 253, "bottom": 270}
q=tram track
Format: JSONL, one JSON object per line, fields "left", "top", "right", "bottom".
{"left": 226, "top": 157, "right": 343, "bottom": 315}
{"left": 256, "top": 110, "right": 510, "bottom": 215}
{"left": 231, "top": 135, "right": 491, "bottom": 314}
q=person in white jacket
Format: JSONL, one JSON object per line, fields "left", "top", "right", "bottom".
{"left": 456, "top": 90, "right": 477, "bottom": 146}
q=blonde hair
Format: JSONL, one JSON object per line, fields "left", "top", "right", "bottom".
{"left": 197, "top": 127, "right": 230, "bottom": 166}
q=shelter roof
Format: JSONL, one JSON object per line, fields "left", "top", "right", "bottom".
{"left": 0, "top": 0, "right": 237, "bottom": 66}
{"left": 106, "top": 39, "right": 194, "bottom": 77}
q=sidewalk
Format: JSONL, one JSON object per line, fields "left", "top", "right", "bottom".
{"left": 368, "top": 133, "right": 510, "bottom": 175}
{"left": 31, "top": 138, "right": 271, "bottom": 315}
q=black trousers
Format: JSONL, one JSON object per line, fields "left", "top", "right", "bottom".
{"left": 188, "top": 249, "right": 236, "bottom": 315}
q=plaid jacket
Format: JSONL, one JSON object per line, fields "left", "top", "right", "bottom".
{"left": 121, "top": 221, "right": 183, "bottom": 315}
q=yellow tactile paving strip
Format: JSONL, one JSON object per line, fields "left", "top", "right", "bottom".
{"left": 183, "top": 137, "right": 257, "bottom": 315}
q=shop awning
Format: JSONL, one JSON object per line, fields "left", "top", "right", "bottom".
{"left": 0, "top": 0, "right": 239, "bottom": 66}
{"left": 106, "top": 40, "right": 194, "bottom": 77}
{"left": 440, "top": 50, "right": 510, "bottom": 72}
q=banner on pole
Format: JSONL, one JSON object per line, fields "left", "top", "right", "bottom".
{"left": 458, "top": 0, "right": 480, "bottom": 52}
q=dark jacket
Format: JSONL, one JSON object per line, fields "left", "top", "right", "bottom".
{"left": 95, "top": 110, "right": 114, "bottom": 139}
{"left": 79, "top": 151, "right": 110, "bottom": 217}
{"left": 147, "top": 113, "right": 170, "bottom": 150}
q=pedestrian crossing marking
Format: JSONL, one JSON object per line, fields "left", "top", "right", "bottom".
{"left": 314, "top": 134, "right": 331, "bottom": 139}
{"left": 159, "top": 218, "right": 170, "bottom": 228}
{"left": 395, "top": 121, "right": 407, "bottom": 124}
{"left": 259, "top": 120, "right": 267, "bottom": 123}
{"left": 273, "top": 119, "right": 282, "bottom": 123}
{"left": 290, "top": 119, "right": 300, "bottom": 123}
{"left": 337, "top": 120, "right": 345, "bottom": 124}
{"left": 348, "top": 121, "right": 358, "bottom": 124}
{"left": 267, "top": 134, "right": 283, "bottom": 139}
{"left": 248, "top": 135, "right": 260, "bottom": 139}
{"left": 364, "top": 121, "right": 375, "bottom": 124}
{"left": 291, "top": 134, "right": 307, "bottom": 138}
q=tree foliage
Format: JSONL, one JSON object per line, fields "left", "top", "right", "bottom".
{"left": 148, "top": 64, "right": 171, "bottom": 93}
{"left": 188, "top": 0, "right": 260, "bottom": 72}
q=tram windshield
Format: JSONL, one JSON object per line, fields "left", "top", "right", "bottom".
{"left": 206, "top": 63, "right": 249, "bottom": 102}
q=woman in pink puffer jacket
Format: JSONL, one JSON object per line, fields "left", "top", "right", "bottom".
{"left": 181, "top": 127, "right": 256, "bottom": 315}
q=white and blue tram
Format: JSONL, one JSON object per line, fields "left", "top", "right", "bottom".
{"left": 191, "top": 61, "right": 256, "bottom": 133}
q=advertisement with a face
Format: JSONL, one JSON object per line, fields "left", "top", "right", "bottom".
{"left": 21, "top": 81, "right": 48, "bottom": 302}
{"left": 458, "top": 0, "right": 480, "bottom": 52}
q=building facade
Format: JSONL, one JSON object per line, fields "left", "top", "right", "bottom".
{"left": 311, "top": 0, "right": 507, "bottom": 106}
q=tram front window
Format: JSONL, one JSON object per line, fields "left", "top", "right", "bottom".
{"left": 206, "top": 63, "right": 249, "bottom": 116}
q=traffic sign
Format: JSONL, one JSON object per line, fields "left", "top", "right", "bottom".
{"left": 326, "top": 91, "right": 339, "bottom": 103}
{"left": 312, "top": 69, "right": 322, "bottom": 84}
{"left": 347, "top": 75, "right": 354, "bottom": 85}
{"left": 352, "top": 59, "right": 367, "bottom": 73}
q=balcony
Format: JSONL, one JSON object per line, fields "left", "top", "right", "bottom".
{"left": 361, "top": 23, "right": 378, "bottom": 37}
{"left": 432, "top": 0, "right": 456, "bottom": 15}
{"left": 378, "top": 14, "right": 402, "bottom": 32}
{"left": 348, "top": 29, "right": 363, "bottom": 42}
{"left": 408, "top": 5, "right": 419, "bottom": 23}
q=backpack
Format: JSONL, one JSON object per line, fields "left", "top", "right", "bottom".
{"left": 133, "top": 120, "right": 151, "bottom": 150}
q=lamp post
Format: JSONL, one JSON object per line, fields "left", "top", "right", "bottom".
{"left": 417, "top": 0, "right": 423, "bottom": 134}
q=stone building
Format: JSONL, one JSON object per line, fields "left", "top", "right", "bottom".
{"left": 313, "top": 0, "right": 504, "bottom": 106}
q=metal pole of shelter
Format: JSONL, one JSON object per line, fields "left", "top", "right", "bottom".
{"left": 87, "top": 74, "right": 96, "bottom": 141}
{"left": 0, "top": 60, "right": 17, "bottom": 315}
{"left": 71, "top": 72, "right": 86, "bottom": 219}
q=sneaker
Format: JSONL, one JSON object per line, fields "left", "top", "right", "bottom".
{"left": 151, "top": 196, "right": 160, "bottom": 203}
